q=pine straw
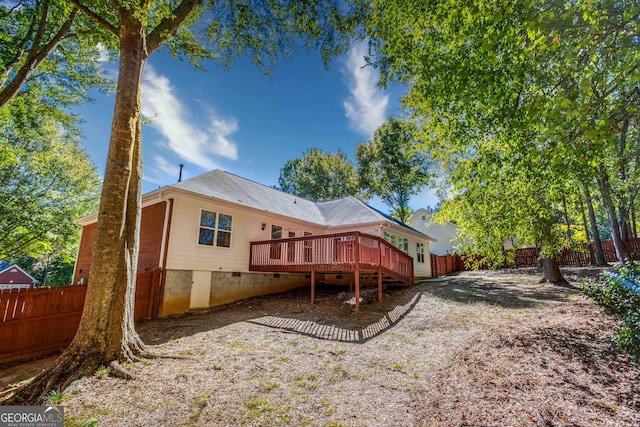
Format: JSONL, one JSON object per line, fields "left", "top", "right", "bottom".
{"left": 5, "top": 267, "right": 640, "bottom": 426}
{"left": 415, "top": 301, "right": 640, "bottom": 426}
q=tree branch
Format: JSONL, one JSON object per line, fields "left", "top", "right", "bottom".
{"left": 146, "top": 0, "right": 202, "bottom": 54}
{"left": 30, "top": 0, "right": 52, "bottom": 58}
{"left": 0, "top": 7, "right": 79, "bottom": 107}
{"left": 0, "top": 2, "right": 39, "bottom": 88}
{"left": 70, "top": 0, "right": 119, "bottom": 36}
{"left": 0, "top": 0, "right": 25, "bottom": 19}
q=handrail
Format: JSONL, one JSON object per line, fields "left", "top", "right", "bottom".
{"left": 249, "top": 231, "right": 414, "bottom": 285}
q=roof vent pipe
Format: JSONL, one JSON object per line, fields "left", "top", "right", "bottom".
{"left": 178, "top": 164, "right": 184, "bottom": 182}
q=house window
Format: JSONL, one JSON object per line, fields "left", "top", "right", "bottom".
{"left": 271, "top": 225, "right": 282, "bottom": 239}
{"left": 270, "top": 225, "right": 283, "bottom": 259}
{"left": 417, "top": 243, "right": 425, "bottom": 263}
{"left": 198, "top": 210, "right": 233, "bottom": 247}
{"left": 384, "top": 232, "right": 408, "bottom": 253}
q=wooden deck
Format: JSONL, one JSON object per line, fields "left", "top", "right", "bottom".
{"left": 249, "top": 231, "right": 414, "bottom": 309}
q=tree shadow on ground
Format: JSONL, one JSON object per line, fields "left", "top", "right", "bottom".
{"left": 421, "top": 274, "right": 582, "bottom": 309}
{"left": 139, "top": 269, "right": 593, "bottom": 345}
{"left": 0, "top": 284, "right": 424, "bottom": 388}
{"left": 138, "top": 284, "right": 423, "bottom": 345}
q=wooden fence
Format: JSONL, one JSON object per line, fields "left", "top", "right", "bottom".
{"left": 430, "top": 238, "right": 640, "bottom": 277}
{"left": 0, "top": 268, "right": 162, "bottom": 365}
{"left": 430, "top": 253, "right": 465, "bottom": 277}
{"left": 504, "top": 238, "right": 640, "bottom": 268}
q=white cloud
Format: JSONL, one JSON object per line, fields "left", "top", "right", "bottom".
{"left": 342, "top": 42, "right": 389, "bottom": 137}
{"left": 141, "top": 66, "right": 238, "bottom": 171}
{"left": 152, "top": 154, "right": 179, "bottom": 177}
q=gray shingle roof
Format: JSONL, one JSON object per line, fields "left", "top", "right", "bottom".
{"left": 317, "top": 197, "right": 387, "bottom": 226}
{"left": 170, "top": 170, "right": 326, "bottom": 224}
{"left": 168, "top": 169, "right": 431, "bottom": 239}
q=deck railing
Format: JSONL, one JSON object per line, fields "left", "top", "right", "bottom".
{"left": 249, "top": 231, "right": 414, "bottom": 285}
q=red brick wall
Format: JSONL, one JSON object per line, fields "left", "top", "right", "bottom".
{"left": 73, "top": 201, "right": 168, "bottom": 286}
{"left": 73, "top": 222, "right": 96, "bottom": 285}
{"left": 138, "top": 202, "right": 167, "bottom": 273}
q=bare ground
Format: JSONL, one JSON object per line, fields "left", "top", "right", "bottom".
{"left": 2, "top": 267, "right": 639, "bottom": 426}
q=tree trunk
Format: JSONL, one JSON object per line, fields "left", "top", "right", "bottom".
{"left": 619, "top": 205, "right": 630, "bottom": 242}
{"left": 616, "top": 119, "right": 630, "bottom": 243}
{"left": 561, "top": 192, "right": 581, "bottom": 266}
{"left": 4, "top": 19, "right": 148, "bottom": 404}
{"left": 582, "top": 182, "right": 608, "bottom": 266}
{"left": 122, "top": 116, "right": 151, "bottom": 359}
{"left": 578, "top": 196, "right": 595, "bottom": 265}
{"left": 597, "top": 166, "right": 629, "bottom": 263}
{"left": 632, "top": 200, "right": 638, "bottom": 239}
{"left": 542, "top": 257, "right": 568, "bottom": 285}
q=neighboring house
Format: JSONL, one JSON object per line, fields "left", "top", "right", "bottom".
{"left": 74, "top": 169, "right": 435, "bottom": 315}
{"left": 0, "top": 261, "right": 37, "bottom": 290}
{"left": 408, "top": 208, "right": 458, "bottom": 256}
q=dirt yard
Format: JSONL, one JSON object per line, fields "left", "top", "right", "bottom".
{"left": 3, "top": 267, "right": 640, "bottom": 426}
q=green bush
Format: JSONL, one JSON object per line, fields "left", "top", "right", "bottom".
{"left": 583, "top": 262, "right": 640, "bottom": 362}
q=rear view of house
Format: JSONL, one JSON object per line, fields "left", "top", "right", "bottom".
{"left": 74, "top": 170, "right": 435, "bottom": 315}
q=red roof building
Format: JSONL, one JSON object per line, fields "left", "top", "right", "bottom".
{"left": 0, "top": 262, "right": 37, "bottom": 290}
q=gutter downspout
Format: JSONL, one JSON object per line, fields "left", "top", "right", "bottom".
{"left": 156, "top": 194, "right": 175, "bottom": 318}
{"left": 71, "top": 226, "right": 85, "bottom": 286}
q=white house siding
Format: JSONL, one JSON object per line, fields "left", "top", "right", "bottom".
{"left": 159, "top": 193, "right": 325, "bottom": 316}
{"left": 408, "top": 209, "right": 458, "bottom": 256}
{"left": 164, "top": 192, "right": 326, "bottom": 273}
{"left": 385, "top": 224, "right": 432, "bottom": 278}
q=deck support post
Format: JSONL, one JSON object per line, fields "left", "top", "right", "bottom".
{"left": 378, "top": 268, "right": 383, "bottom": 302}
{"left": 310, "top": 270, "right": 315, "bottom": 304}
{"left": 354, "top": 269, "right": 360, "bottom": 311}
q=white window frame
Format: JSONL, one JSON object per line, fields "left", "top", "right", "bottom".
{"left": 416, "top": 242, "right": 425, "bottom": 263}
{"left": 197, "top": 209, "right": 233, "bottom": 248}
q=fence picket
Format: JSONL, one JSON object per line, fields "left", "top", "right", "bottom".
{"left": 429, "top": 238, "right": 640, "bottom": 278}
{"left": 0, "top": 268, "right": 162, "bottom": 365}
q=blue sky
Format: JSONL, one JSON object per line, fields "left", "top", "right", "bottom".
{"left": 80, "top": 41, "right": 438, "bottom": 213}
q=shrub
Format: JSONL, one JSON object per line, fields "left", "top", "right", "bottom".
{"left": 583, "top": 262, "right": 640, "bottom": 362}
{"left": 614, "top": 310, "right": 640, "bottom": 359}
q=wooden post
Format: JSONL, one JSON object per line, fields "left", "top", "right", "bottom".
{"left": 354, "top": 269, "right": 360, "bottom": 311}
{"left": 354, "top": 233, "right": 360, "bottom": 310}
{"left": 310, "top": 270, "right": 315, "bottom": 304}
{"left": 378, "top": 240, "right": 383, "bottom": 301}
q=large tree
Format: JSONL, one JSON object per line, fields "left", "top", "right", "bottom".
{"left": 278, "top": 148, "right": 362, "bottom": 201}
{"left": 5, "top": 0, "right": 367, "bottom": 404}
{"left": 356, "top": 116, "right": 431, "bottom": 223}
{"left": 366, "top": 0, "right": 639, "bottom": 279}
{"left": 0, "top": 96, "right": 100, "bottom": 261}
